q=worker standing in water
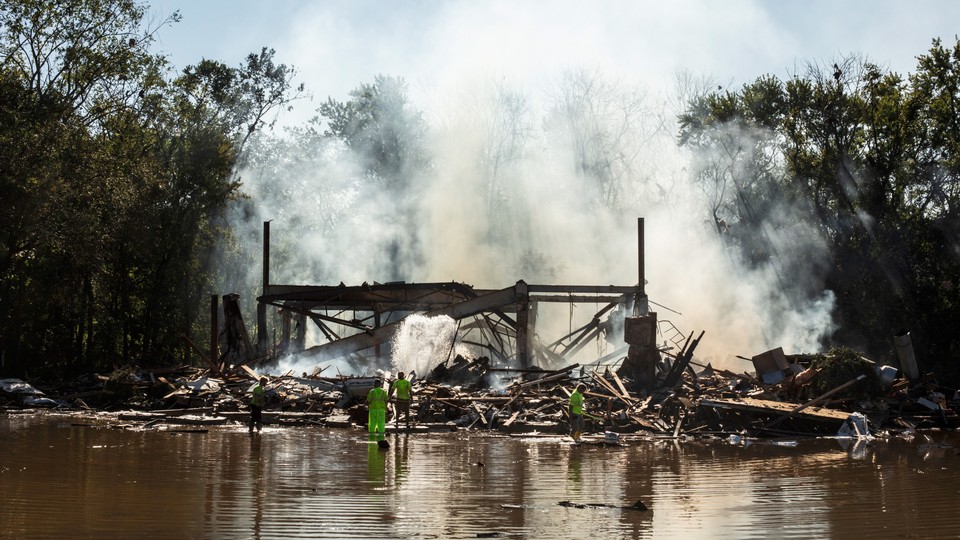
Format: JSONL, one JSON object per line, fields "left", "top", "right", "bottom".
{"left": 389, "top": 371, "right": 413, "bottom": 429}
{"left": 366, "top": 379, "right": 388, "bottom": 436}
{"left": 569, "top": 383, "right": 586, "bottom": 442}
{"left": 249, "top": 376, "right": 267, "bottom": 434}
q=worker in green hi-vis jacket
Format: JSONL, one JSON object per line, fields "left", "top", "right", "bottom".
{"left": 389, "top": 371, "right": 413, "bottom": 429}
{"left": 366, "top": 380, "right": 387, "bottom": 436}
{"left": 569, "top": 383, "right": 585, "bottom": 442}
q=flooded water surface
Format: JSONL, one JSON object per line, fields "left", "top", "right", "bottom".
{"left": 2, "top": 413, "right": 958, "bottom": 539}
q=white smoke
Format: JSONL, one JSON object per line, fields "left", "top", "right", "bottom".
{"left": 223, "top": 73, "right": 839, "bottom": 371}
{"left": 216, "top": 8, "right": 845, "bottom": 372}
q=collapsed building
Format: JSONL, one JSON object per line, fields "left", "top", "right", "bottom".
{"left": 214, "top": 218, "right": 684, "bottom": 393}
{"left": 4, "top": 219, "right": 957, "bottom": 440}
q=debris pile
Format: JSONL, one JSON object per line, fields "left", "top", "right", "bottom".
{"left": 2, "top": 346, "right": 957, "bottom": 439}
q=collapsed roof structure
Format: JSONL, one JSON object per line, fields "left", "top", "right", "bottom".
{"left": 211, "top": 218, "right": 684, "bottom": 385}
{"left": 261, "top": 280, "right": 639, "bottom": 368}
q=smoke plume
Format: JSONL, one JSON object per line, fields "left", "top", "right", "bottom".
{"left": 216, "top": 5, "right": 843, "bottom": 375}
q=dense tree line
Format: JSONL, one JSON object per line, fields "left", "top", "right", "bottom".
{"left": 0, "top": 0, "right": 298, "bottom": 377}
{"left": 678, "top": 42, "right": 960, "bottom": 380}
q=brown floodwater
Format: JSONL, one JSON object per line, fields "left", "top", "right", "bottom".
{"left": 1, "top": 412, "right": 958, "bottom": 539}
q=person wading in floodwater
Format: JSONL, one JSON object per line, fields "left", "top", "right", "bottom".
{"left": 569, "top": 383, "right": 586, "bottom": 442}
{"left": 389, "top": 371, "right": 413, "bottom": 429}
{"left": 249, "top": 377, "right": 267, "bottom": 434}
{"left": 366, "top": 379, "right": 388, "bottom": 437}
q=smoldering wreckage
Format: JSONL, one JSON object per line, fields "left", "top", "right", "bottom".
{"left": 3, "top": 220, "right": 958, "bottom": 447}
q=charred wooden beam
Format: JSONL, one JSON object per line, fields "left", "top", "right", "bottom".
{"left": 222, "top": 293, "right": 254, "bottom": 364}
{"left": 258, "top": 221, "right": 270, "bottom": 356}
{"left": 662, "top": 330, "right": 704, "bottom": 388}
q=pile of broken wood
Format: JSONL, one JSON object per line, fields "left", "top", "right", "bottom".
{"left": 2, "top": 348, "right": 957, "bottom": 438}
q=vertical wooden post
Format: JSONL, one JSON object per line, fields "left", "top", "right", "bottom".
{"left": 529, "top": 298, "right": 538, "bottom": 360}
{"left": 258, "top": 220, "right": 270, "bottom": 355}
{"left": 280, "top": 309, "right": 291, "bottom": 355}
{"left": 374, "top": 310, "right": 382, "bottom": 363}
{"left": 635, "top": 217, "right": 648, "bottom": 316}
{"left": 294, "top": 313, "right": 306, "bottom": 351}
{"left": 210, "top": 294, "right": 219, "bottom": 367}
{"left": 638, "top": 217, "right": 644, "bottom": 297}
{"left": 516, "top": 280, "right": 530, "bottom": 368}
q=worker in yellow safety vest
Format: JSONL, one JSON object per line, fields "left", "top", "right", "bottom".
{"left": 366, "top": 380, "right": 388, "bottom": 435}
{"left": 389, "top": 371, "right": 413, "bottom": 429}
{"left": 569, "top": 383, "right": 586, "bottom": 442}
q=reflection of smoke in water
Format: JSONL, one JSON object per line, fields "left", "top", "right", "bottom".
{"left": 391, "top": 314, "right": 473, "bottom": 377}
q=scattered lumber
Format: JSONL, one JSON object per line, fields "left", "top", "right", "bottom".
{"left": 5, "top": 345, "right": 956, "bottom": 438}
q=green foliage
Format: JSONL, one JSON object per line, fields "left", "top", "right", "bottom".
{"left": 0, "top": 0, "right": 298, "bottom": 377}
{"left": 678, "top": 43, "right": 960, "bottom": 380}
{"left": 808, "top": 347, "right": 884, "bottom": 400}
{"left": 318, "top": 74, "right": 427, "bottom": 190}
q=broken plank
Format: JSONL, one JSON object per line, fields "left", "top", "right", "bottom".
{"left": 432, "top": 396, "right": 513, "bottom": 403}
{"left": 629, "top": 396, "right": 652, "bottom": 414}
{"left": 588, "top": 372, "right": 617, "bottom": 395}
{"left": 672, "top": 414, "right": 685, "bottom": 438}
{"left": 515, "top": 370, "right": 572, "bottom": 388}
{"left": 240, "top": 365, "right": 262, "bottom": 380}
{"left": 610, "top": 371, "right": 633, "bottom": 401}
{"left": 590, "top": 372, "right": 635, "bottom": 406}
{"left": 503, "top": 410, "right": 522, "bottom": 428}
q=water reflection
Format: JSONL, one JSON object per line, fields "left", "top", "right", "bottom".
{"left": 250, "top": 435, "right": 264, "bottom": 540}
{"left": 836, "top": 436, "right": 870, "bottom": 459}
{"left": 567, "top": 450, "right": 582, "bottom": 483}
{"left": 1, "top": 414, "right": 958, "bottom": 539}
{"left": 367, "top": 434, "right": 386, "bottom": 484}
{"left": 393, "top": 433, "right": 410, "bottom": 485}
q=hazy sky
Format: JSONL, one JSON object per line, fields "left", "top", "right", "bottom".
{"left": 148, "top": 0, "right": 960, "bottom": 125}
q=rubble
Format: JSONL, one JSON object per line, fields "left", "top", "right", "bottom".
{"left": 2, "top": 346, "right": 957, "bottom": 441}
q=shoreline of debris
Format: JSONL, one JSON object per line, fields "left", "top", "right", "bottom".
{"left": 3, "top": 347, "right": 958, "bottom": 441}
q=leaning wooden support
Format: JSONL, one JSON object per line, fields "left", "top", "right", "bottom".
{"left": 180, "top": 334, "right": 219, "bottom": 374}
{"left": 662, "top": 331, "right": 704, "bottom": 388}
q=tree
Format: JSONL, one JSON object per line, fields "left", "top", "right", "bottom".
{"left": 476, "top": 80, "right": 532, "bottom": 233}
{"left": 677, "top": 44, "right": 960, "bottom": 377}
{"left": 679, "top": 74, "right": 792, "bottom": 268}
{"left": 905, "top": 38, "right": 960, "bottom": 373}
{"left": 318, "top": 74, "right": 427, "bottom": 192}
{"left": 318, "top": 75, "right": 428, "bottom": 280}
{"left": 545, "top": 69, "right": 663, "bottom": 211}
{"left": 0, "top": 0, "right": 300, "bottom": 377}
{"left": 0, "top": 0, "right": 172, "bottom": 375}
